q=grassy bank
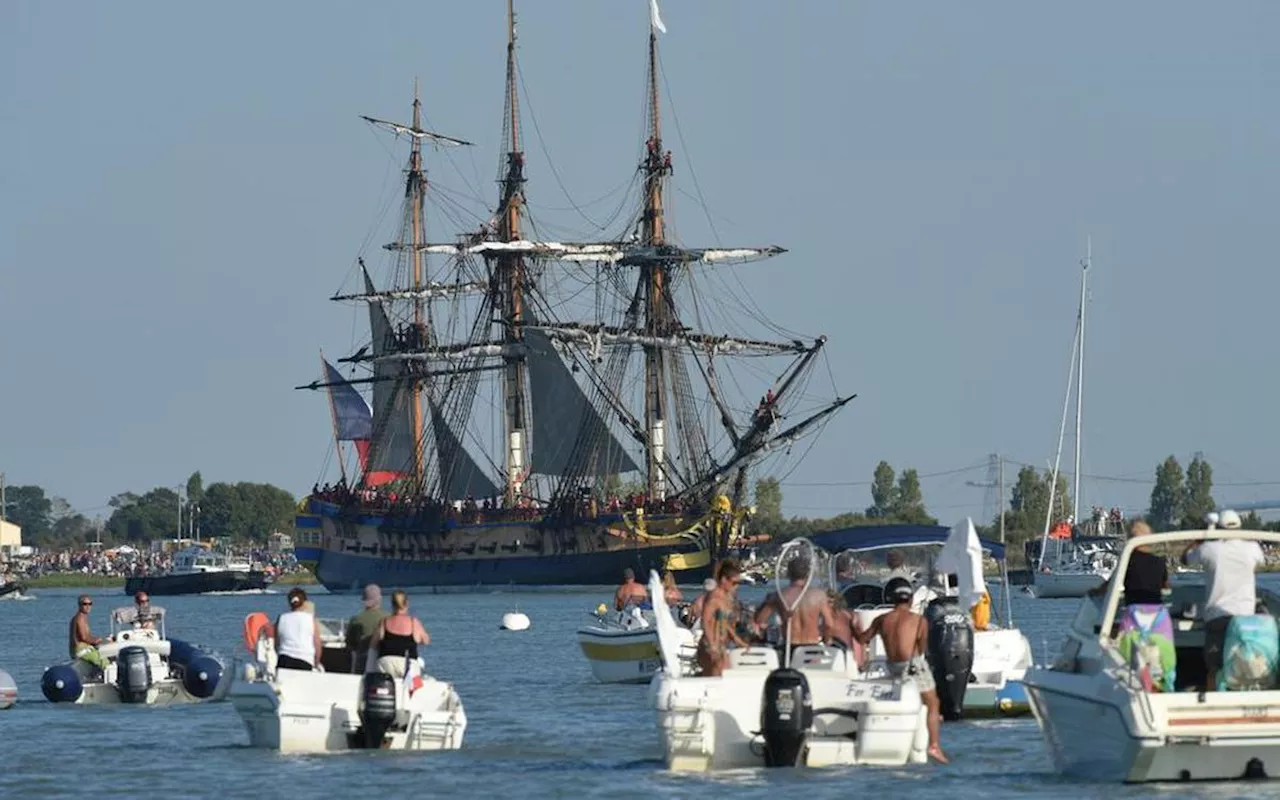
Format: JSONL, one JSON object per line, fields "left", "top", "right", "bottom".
{"left": 24, "top": 573, "right": 126, "bottom": 589}
{"left": 273, "top": 570, "right": 318, "bottom": 585}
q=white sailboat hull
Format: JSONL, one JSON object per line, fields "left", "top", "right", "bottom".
{"left": 1031, "top": 570, "right": 1108, "bottom": 598}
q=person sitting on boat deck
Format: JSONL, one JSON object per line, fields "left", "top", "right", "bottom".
{"left": 752, "top": 556, "right": 836, "bottom": 659}
{"left": 697, "top": 559, "right": 749, "bottom": 676}
{"left": 1088, "top": 520, "right": 1168, "bottom": 605}
{"left": 684, "top": 578, "right": 718, "bottom": 626}
{"left": 854, "top": 577, "right": 948, "bottom": 764}
{"left": 346, "top": 583, "right": 387, "bottom": 673}
{"left": 275, "top": 587, "right": 323, "bottom": 672}
{"left": 116, "top": 591, "right": 160, "bottom": 630}
{"left": 1180, "top": 509, "right": 1266, "bottom": 690}
{"left": 661, "top": 570, "right": 683, "bottom": 605}
{"left": 365, "top": 590, "right": 429, "bottom": 678}
{"left": 614, "top": 568, "right": 649, "bottom": 611}
{"left": 69, "top": 595, "right": 107, "bottom": 673}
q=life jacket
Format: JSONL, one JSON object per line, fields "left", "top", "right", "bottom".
{"left": 1219, "top": 615, "right": 1280, "bottom": 691}
{"left": 971, "top": 592, "right": 991, "bottom": 631}
{"left": 1116, "top": 603, "right": 1176, "bottom": 692}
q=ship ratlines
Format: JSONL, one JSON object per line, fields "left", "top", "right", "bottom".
{"left": 293, "top": 2, "right": 852, "bottom": 591}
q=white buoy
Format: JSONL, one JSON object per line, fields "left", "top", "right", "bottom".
{"left": 0, "top": 669, "right": 17, "bottom": 710}
{"left": 501, "top": 611, "right": 530, "bottom": 631}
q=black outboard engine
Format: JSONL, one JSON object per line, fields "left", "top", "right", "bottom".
{"left": 116, "top": 645, "right": 152, "bottom": 704}
{"left": 358, "top": 672, "right": 398, "bottom": 748}
{"left": 760, "top": 668, "right": 813, "bottom": 767}
{"left": 924, "top": 598, "right": 974, "bottom": 721}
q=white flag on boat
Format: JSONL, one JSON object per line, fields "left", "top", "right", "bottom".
{"left": 649, "top": 0, "right": 667, "bottom": 33}
{"left": 936, "top": 517, "right": 988, "bottom": 611}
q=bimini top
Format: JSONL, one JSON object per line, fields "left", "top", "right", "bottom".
{"left": 810, "top": 524, "right": 1006, "bottom": 561}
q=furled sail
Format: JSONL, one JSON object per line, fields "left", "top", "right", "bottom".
{"left": 427, "top": 400, "right": 499, "bottom": 500}
{"left": 524, "top": 320, "right": 640, "bottom": 476}
{"left": 361, "top": 265, "right": 415, "bottom": 484}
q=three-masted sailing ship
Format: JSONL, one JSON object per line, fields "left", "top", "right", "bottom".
{"left": 293, "top": 2, "right": 852, "bottom": 590}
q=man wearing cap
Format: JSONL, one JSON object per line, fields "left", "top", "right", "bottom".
{"left": 614, "top": 568, "right": 649, "bottom": 611}
{"left": 346, "top": 584, "right": 387, "bottom": 673}
{"left": 855, "top": 577, "right": 948, "bottom": 763}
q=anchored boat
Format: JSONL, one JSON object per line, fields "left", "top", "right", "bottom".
{"left": 1024, "top": 524, "right": 1280, "bottom": 782}
{"left": 577, "top": 604, "right": 696, "bottom": 684}
{"left": 291, "top": 0, "right": 850, "bottom": 592}
{"left": 40, "top": 606, "right": 226, "bottom": 706}
{"left": 229, "top": 612, "right": 466, "bottom": 753}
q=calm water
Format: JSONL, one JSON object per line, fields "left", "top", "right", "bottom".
{"left": 0, "top": 584, "right": 1265, "bottom": 799}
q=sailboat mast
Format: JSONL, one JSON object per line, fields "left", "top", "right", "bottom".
{"left": 1072, "top": 237, "right": 1089, "bottom": 523}
{"left": 642, "top": 25, "right": 671, "bottom": 502}
{"left": 409, "top": 82, "right": 427, "bottom": 485}
{"left": 499, "top": 0, "right": 529, "bottom": 505}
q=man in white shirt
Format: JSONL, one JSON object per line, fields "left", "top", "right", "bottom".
{"left": 1181, "top": 510, "right": 1266, "bottom": 689}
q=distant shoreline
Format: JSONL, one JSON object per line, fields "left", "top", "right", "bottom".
{"left": 22, "top": 570, "right": 318, "bottom": 590}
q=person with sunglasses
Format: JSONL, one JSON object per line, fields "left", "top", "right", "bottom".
{"left": 68, "top": 595, "right": 107, "bottom": 673}
{"left": 696, "top": 559, "right": 748, "bottom": 677}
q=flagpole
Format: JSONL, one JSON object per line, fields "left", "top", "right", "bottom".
{"left": 320, "top": 349, "right": 349, "bottom": 486}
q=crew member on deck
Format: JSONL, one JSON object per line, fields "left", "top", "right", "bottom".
{"left": 614, "top": 568, "right": 649, "bottom": 611}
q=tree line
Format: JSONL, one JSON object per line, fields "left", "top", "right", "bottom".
{"left": 748, "top": 453, "right": 1280, "bottom": 549}
{"left": 1, "top": 471, "right": 297, "bottom": 549}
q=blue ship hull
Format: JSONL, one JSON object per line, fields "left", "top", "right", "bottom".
{"left": 311, "top": 542, "right": 705, "bottom": 592}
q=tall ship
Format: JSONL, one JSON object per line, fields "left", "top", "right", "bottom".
{"left": 294, "top": 2, "right": 852, "bottom": 591}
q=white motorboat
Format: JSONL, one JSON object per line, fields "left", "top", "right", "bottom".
{"left": 648, "top": 543, "right": 929, "bottom": 771}
{"left": 578, "top": 604, "right": 696, "bottom": 684}
{"left": 40, "top": 606, "right": 227, "bottom": 706}
{"left": 1024, "top": 525, "right": 1280, "bottom": 783}
{"left": 229, "top": 612, "right": 467, "bottom": 753}
{"left": 1029, "top": 538, "right": 1117, "bottom": 598}
{"left": 814, "top": 520, "right": 1035, "bottom": 719}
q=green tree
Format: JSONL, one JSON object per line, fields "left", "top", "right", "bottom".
{"left": 892, "top": 468, "right": 935, "bottom": 523}
{"left": 867, "top": 461, "right": 897, "bottom": 518}
{"left": 105, "top": 487, "right": 182, "bottom": 542}
{"left": 2, "top": 485, "right": 53, "bottom": 540}
{"left": 200, "top": 482, "right": 297, "bottom": 541}
{"left": 1241, "top": 511, "right": 1265, "bottom": 530}
{"left": 1181, "top": 454, "right": 1215, "bottom": 529}
{"left": 186, "top": 471, "right": 205, "bottom": 508}
{"left": 753, "top": 477, "right": 783, "bottom": 524}
{"left": 1004, "top": 466, "right": 1071, "bottom": 545}
{"left": 1148, "top": 455, "right": 1185, "bottom": 531}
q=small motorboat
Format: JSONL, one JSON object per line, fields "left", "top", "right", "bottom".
{"left": 649, "top": 541, "right": 929, "bottom": 771}
{"left": 814, "top": 520, "right": 1034, "bottom": 719}
{"left": 578, "top": 603, "right": 696, "bottom": 684}
{"left": 40, "top": 606, "right": 226, "bottom": 706}
{"left": 0, "top": 579, "right": 27, "bottom": 600}
{"left": 1024, "top": 521, "right": 1280, "bottom": 782}
{"left": 229, "top": 612, "right": 467, "bottom": 754}
{"left": 0, "top": 669, "right": 16, "bottom": 709}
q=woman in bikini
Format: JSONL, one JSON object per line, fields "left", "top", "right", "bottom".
{"left": 696, "top": 559, "right": 748, "bottom": 676}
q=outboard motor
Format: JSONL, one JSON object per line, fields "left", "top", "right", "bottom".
{"left": 116, "top": 645, "right": 153, "bottom": 704}
{"left": 924, "top": 598, "right": 974, "bottom": 721}
{"left": 358, "top": 672, "right": 398, "bottom": 748}
{"left": 41, "top": 665, "right": 83, "bottom": 703}
{"left": 760, "top": 668, "right": 813, "bottom": 767}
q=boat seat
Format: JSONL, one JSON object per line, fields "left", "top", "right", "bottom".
{"left": 728, "top": 647, "right": 778, "bottom": 671}
{"left": 791, "top": 645, "right": 849, "bottom": 673}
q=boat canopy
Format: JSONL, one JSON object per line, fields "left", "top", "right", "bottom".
{"left": 810, "top": 524, "right": 1005, "bottom": 561}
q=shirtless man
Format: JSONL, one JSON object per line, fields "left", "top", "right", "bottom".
{"left": 697, "top": 559, "right": 748, "bottom": 676}
{"left": 69, "top": 595, "right": 107, "bottom": 672}
{"left": 855, "top": 577, "right": 948, "bottom": 763}
{"left": 752, "top": 557, "right": 835, "bottom": 661}
{"left": 614, "top": 568, "right": 649, "bottom": 611}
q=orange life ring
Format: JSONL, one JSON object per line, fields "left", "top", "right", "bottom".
{"left": 242, "top": 612, "right": 274, "bottom": 653}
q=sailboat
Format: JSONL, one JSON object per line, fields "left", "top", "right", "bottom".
{"left": 1030, "top": 242, "right": 1120, "bottom": 599}
{"left": 291, "top": 2, "right": 853, "bottom": 591}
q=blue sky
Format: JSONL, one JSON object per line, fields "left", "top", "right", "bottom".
{"left": 2, "top": 1, "right": 1278, "bottom": 523}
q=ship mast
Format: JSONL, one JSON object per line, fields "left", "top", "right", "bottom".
{"left": 641, "top": 21, "right": 672, "bottom": 502}
{"left": 498, "top": 0, "right": 529, "bottom": 506}
{"left": 408, "top": 81, "right": 428, "bottom": 486}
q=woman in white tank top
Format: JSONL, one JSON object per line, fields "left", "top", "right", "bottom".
{"left": 275, "top": 588, "right": 322, "bottom": 671}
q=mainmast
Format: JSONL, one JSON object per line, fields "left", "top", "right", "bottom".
{"left": 498, "top": 0, "right": 530, "bottom": 505}
{"left": 408, "top": 81, "right": 428, "bottom": 485}
{"left": 1072, "top": 236, "right": 1089, "bottom": 523}
{"left": 641, "top": 21, "right": 673, "bottom": 501}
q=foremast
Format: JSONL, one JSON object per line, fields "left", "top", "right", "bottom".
{"left": 641, "top": 22, "right": 672, "bottom": 502}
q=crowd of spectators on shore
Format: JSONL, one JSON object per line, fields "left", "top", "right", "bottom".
{"left": 0, "top": 544, "right": 299, "bottom": 580}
